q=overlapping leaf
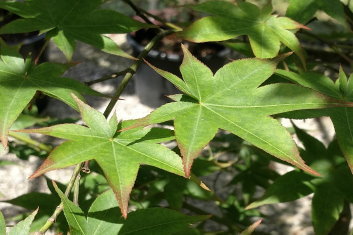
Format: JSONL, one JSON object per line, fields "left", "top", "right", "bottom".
{"left": 21, "top": 95, "right": 184, "bottom": 217}
{"left": 54, "top": 184, "right": 207, "bottom": 234}
{"left": 0, "top": 43, "right": 101, "bottom": 147}
{"left": 276, "top": 69, "right": 353, "bottom": 173}
{"left": 0, "top": 0, "right": 149, "bottom": 59}
{"left": 246, "top": 125, "right": 351, "bottom": 235}
{"left": 130, "top": 45, "right": 348, "bottom": 177}
{"left": 286, "top": 0, "right": 346, "bottom": 25}
{"left": 181, "top": 1, "right": 307, "bottom": 63}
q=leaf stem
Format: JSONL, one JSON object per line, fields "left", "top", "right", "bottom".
{"left": 103, "top": 29, "right": 175, "bottom": 118}
{"left": 34, "top": 38, "right": 50, "bottom": 65}
{"left": 85, "top": 67, "right": 132, "bottom": 86}
{"left": 73, "top": 174, "right": 81, "bottom": 205}
{"left": 37, "top": 164, "right": 82, "bottom": 234}
{"left": 9, "top": 132, "right": 52, "bottom": 152}
{"left": 123, "top": 0, "right": 154, "bottom": 25}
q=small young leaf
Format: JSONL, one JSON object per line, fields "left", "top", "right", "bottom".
{"left": 9, "top": 209, "right": 38, "bottom": 235}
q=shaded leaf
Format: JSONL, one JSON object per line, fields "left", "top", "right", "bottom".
{"left": 119, "top": 208, "right": 209, "bottom": 235}
{"left": 312, "top": 182, "right": 344, "bottom": 235}
{"left": 0, "top": 43, "right": 102, "bottom": 147}
{"left": 246, "top": 171, "right": 315, "bottom": 209}
{"left": 22, "top": 96, "right": 184, "bottom": 218}
{"left": 131, "top": 45, "right": 345, "bottom": 177}
{"left": 182, "top": 1, "right": 307, "bottom": 63}
{"left": 0, "top": 0, "right": 149, "bottom": 60}
{"left": 9, "top": 209, "right": 38, "bottom": 235}
{"left": 3, "top": 192, "right": 60, "bottom": 211}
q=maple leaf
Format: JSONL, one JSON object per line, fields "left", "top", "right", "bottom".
{"left": 130, "top": 45, "right": 348, "bottom": 177}
{"left": 181, "top": 1, "right": 307, "bottom": 64}
{"left": 20, "top": 95, "right": 184, "bottom": 218}
{"left": 0, "top": 43, "right": 102, "bottom": 147}
{"left": 0, "top": 0, "right": 149, "bottom": 60}
{"left": 276, "top": 68, "right": 353, "bottom": 174}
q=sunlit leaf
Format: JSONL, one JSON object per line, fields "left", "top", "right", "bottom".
{"left": 131, "top": 45, "right": 345, "bottom": 177}
{"left": 22, "top": 95, "right": 184, "bottom": 218}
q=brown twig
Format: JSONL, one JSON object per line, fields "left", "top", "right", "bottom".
{"left": 103, "top": 29, "right": 175, "bottom": 118}
{"left": 123, "top": 0, "right": 154, "bottom": 25}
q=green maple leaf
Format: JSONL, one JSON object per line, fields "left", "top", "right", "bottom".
{"left": 0, "top": 43, "right": 102, "bottom": 146}
{"left": 286, "top": 0, "right": 346, "bottom": 25}
{"left": 130, "top": 45, "right": 348, "bottom": 177}
{"left": 0, "top": 0, "right": 149, "bottom": 60}
{"left": 276, "top": 68, "right": 353, "bottom": 174}
{"left": 181, "top": 1, "right": 307, "bottom": 63}
{"left": 20, "top": 95, "right": 184, "bottom": 218}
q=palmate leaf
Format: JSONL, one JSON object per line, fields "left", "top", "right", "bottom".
{"left": 54, "top": 184, "right": 207, "bottom": 234}
{"left": 131, "top": 45, "right": 348, "bottom": 177}
{"left": 21, "top": 95, "right": 184, "bottom": 218}
{"left": 0, "top": 0, "right": 149, "bottom": 60}
{"left": 276, "top": 69, "right": 353, "bottom": 173}
{"left": 0, "top": 43, "right": 102, "bottom": 147}
{"left": 181, "top": 1, "right": 307, "bottom": 63}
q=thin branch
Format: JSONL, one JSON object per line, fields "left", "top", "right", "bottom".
{"left": 37, "top": 164, "right": 82, "bottom": 234}
{"left": 34, "top": 38, "right": 50, "bottom": 65}
{"left": 123, "top": 0, "right": 154, "bottom": 25}
{"left": 85, "top": 68, "right": 132, "bottom": 86}
{"left": 73, "top": 174, "right": 81, "bottom": 205}
{"left": 301, "top": 31, "right": 353, "bottom": 65}
{"left": 103, "top": 29, "right": 175, "bottom": 118}
{"left": 123, "top": 0, "right": 182, "bottom": 31}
